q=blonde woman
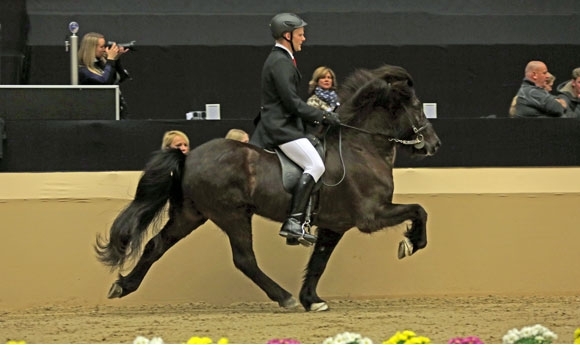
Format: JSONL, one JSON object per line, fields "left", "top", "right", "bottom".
{"left": 225, "top": 128, "right": 249, "bottom": 143}
{"left": 161, "top": 130, "right": 190, "bottom": 154}
{"left": 78, "top": 32, "right": 130, "bottom": 118}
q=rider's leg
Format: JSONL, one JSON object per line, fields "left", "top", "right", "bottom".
{"left": 278, "top": 138, "right": 324, "bottom": 245}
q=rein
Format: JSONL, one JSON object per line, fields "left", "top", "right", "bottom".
{"left": 339, "top": 122, "right": 430, "bottom": 147}
{"left": 322, "top": 120, "right": 429, "bottom": 187}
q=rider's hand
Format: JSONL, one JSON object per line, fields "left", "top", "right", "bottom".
{"left": 322, "top": 112, "right": 341, "bottom": 126}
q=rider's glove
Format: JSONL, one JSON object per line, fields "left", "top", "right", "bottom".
{"left": 322, "top": 112, "right": 341, "bottom": 126}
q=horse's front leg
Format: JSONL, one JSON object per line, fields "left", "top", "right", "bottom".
{"left": 300, "top": 227, "right": 343, "bottom": 312}
{"left": 369, "top": 203, "right": 428, "bottom": 259}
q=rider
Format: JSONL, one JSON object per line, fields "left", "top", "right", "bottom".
{"left": 250, "top": 12, "right": 341, "bottom": 246}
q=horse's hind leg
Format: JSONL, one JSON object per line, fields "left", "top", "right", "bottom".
{"left": 300, "top": 227, "right": 343, "bottom": 312}
{"left": 108, "top": 209, "right": 207, "bottom": 298}
{"left": 215, "top": 214, "right": 298, "bottom": 309}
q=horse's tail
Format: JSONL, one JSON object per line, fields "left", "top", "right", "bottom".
{"left": 95, "top": 149, "right": 186, "bottom": 269}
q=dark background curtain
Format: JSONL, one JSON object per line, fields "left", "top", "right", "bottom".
{"left": 3, "top": 0, "right": 578, "bottom": 120}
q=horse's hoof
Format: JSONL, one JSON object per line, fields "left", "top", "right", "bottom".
{"left": 279, "top": 297, "right": 300, "bottom": 309}
{"left": 397, "top": 238, "right": 414, "bottom": 259}
{"left": 107, "top": 282, "right": 123, "bottom": 298}
{"left": 309, "top": 302, "right": 329, "bottom": 312}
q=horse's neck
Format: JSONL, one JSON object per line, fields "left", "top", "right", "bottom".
{"left": 330, "top": 131, "right": 397, "bottom": 163}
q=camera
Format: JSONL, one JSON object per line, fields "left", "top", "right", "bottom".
{"left": 106, "top": 40, "right": 137, "bottom": 51}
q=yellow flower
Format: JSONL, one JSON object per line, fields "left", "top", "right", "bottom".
{"left": 186, "top": 336, "right": 228, "bottom": 344}
{"left": 6, "top": 341, "right": 27, "bottom": 344}
{"left": 574, "top": 327, "right": 580, "bottom": 344}
{"left": 186, "top": 337, "right": 212, "bottom": 344}
{"left": 382, "top": 330, "right": 431, "bottom": 344}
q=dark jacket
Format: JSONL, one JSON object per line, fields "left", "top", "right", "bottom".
{"left": 556, "top": 80, "right": 580, "bottom": 118}
{"left": 79, "top": 59, "right": 129, "bottom": 85}
{"left": 514, "top": 79, "right": 565, "bottom": 118}
{"left": 250, "top": 47, "right": 325, "bottom": 148}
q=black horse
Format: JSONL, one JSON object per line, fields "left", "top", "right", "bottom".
{"left": 95, "top": 65, "right": 441, "bottom": 312}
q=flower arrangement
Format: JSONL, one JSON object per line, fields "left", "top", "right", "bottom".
{"left": 322, "top": 331, "right": 373, "bottom": 344}
{"left": 383, "top": 330, "right": 431, "bottom": 344}
{"left": 447, "top": 336, "right": 484, "bottom": 344}
{"left": 502, "top": 324, "right": 557, "bottom": 344}
{"left": 574, "top": 328, "right": 580, "bottom": 344}
{"left": 266, "top": 338, "right": 301, "bottom": 344}
{"left": 186, "top": 336, "right": 229, "bottom": 344}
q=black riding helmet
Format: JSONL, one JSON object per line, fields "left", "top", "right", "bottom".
{"left": 269, "top": 13, "right": 307, "bottom": 53}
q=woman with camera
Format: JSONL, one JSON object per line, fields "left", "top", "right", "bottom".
{"left": 78, "top": 32, "right": 131, "bottom": 118}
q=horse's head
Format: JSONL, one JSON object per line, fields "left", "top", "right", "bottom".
{"left": 338, "top": 65, "right": 441, "bottom": 157}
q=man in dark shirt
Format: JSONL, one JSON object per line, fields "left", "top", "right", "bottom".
{"left": 514, "top": 60, "right": 567, "bottom": 118}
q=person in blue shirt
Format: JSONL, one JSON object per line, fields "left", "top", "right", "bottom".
{"left": 78, "top": 32, "right": 131, "bottom": 119}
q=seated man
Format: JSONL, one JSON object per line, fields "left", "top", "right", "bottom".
{"left": 555, "top": 67, "right": 580, "bottom": 118}
{"left": 514, "top": 61, "right": 567, "bottom": 118}
{"left": 509, "top": 72, "right": 555, "bottom": 117}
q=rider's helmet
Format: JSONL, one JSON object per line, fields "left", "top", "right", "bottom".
{"left": 269, "top": 13, "right": 307, "bottom": 39}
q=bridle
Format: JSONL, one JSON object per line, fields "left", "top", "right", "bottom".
{"left": 339, "top": 120, "right": 430, "bottom": 149}
{"left": 321, "top": 113, "right": 431, "bottom": 187}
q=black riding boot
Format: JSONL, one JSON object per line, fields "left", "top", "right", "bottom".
{"left": 279, "top": 173, "right": 317, "bottom": 246}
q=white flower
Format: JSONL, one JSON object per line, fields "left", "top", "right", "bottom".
{"left": 133, "top": 336, "right": 150, "bottom": 344}
{"left": 502, "top": 324, "right": 557, "bottom": 344}
{"left": 323, "top": 332, "right": 373, "bottom": 344}
{"left": 133, "top": 336, "right": 164, "bottom": 344}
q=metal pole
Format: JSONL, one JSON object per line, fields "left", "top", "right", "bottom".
{"left": 68, "top": 21, "right": 79, "bottom": 85}
{"left": 70, "top": 33, "right": 78, "bottom": 85}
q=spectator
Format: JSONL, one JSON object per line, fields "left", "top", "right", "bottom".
{"left": 225, "top": 129, "right": 249, "bottom": 143}
{"left": 545, "top": 73, "right": 556, "bottom": 93}
{"left": 305, "top": 66, "right": 340, "bottom": 135}
{"left": 513, "top": 61, "right": 566, "bottom": 118}
{"left": 307, "top": 66, "right": 340, "bottom": 112}
{"left": 161, "top": 130, "right": 190, "bottom": 154}
{"left": 509, "top": 72, "right": 555, "bottom": 117}
{"left": 78, "top": 32, "right": 131, "bottom": 119}
{"left": 555, "top": 67, "right": 580, "bottom": 118}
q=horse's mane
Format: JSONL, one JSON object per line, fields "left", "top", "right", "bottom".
{"left": 337, "top": 65, "right": 415, "bottom": 125}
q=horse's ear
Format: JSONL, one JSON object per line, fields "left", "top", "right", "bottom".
{"left": 374, "top": 80, "right": 392, "bottom": 106}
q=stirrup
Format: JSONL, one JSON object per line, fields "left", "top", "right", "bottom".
{"left": 296, "top": 220, "right": 316, "bottom": 246}
{"left": 279, "top": 219, "right": 316, "bottom": 247}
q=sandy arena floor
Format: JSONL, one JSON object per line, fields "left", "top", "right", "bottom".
{"left": 2, "top": 294, "right": 579, "bottom": 344}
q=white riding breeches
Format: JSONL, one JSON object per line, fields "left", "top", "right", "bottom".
{"left": 279, "top": 138, "right": 325, "bottom": 182}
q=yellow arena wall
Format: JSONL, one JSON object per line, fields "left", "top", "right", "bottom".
{"left": 0, "top": 168, "right": 579, "bottom": 309}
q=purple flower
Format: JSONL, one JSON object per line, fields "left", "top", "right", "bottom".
{"left": 267, "top": 338, "right": 301, "bottom": 344}
{"left": 448, "top": 336, "right": 484, "bottom": 344}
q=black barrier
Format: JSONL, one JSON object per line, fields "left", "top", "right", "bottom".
{"left": 0, "top": 86, "right": 120, "bottom": 120}
{"left": 0, "top": 118, "right": 578, "bottom": 172}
